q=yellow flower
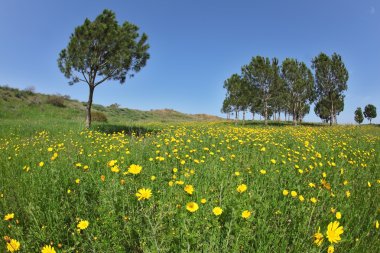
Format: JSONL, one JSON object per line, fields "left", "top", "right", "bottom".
{"left": 41, "top": 245, "right": 56, "bottom": 253}
{"left": 313, "top": 227, "right": 324, "bottom": 246}
{"left": 299, "top": 195, "right": 305, "bottom": 202}
{"left": 375, "top": 220, "right": 379, "bottom": 229}
{"left": 291, "top": 191, "right": 297, "bottom": 197}
{"left": 4, "top": 213, "right": 14, "bottom": 221}
{"left": 345, "top": 191, "right": 351, "bottom": 198}
{"left": 283, "top": 190, "right": 289, "bottom": 196}
{"left": 128, "top": 164, "right": 142, "bottom": 175}
{"left": 336, "top": 212, "right": 341, "bottom": 220}
{"left": 136, "top": 188, "right": 152, "bottom": 201}
{"left": 107, "top": 160, "right": 117, "bottom": 167}
{"left": 151, "top": 176, "right": 156, "bottom": 181}
{"left": 77, "top": 220, "right": 89, "bottom": 230}
{"left": 75, "top": 178, "right": 80, "bottom": 184}
{"left": 6, "top": 239, "right": 20, "bottom": 252}
{"left": 39, "top": 161, "right": 44, "bottom": 167}
{"left": 186, "top": 202, "right": 199, "bottom": 212}
{"left": 201, "top": 198, "right": 207, "bottom": 204}
{"left": 184, "top": 185, "right": 194, "bottom": 195}
{"left": 241, "top": 210, "right": 251, "bottom": 219}
{"left": 47, "top": 147, "right": 53, "bottom": 152}
{"left": 111, "top": 165, "right": 120, "bottom": 173}
{"left": 270, "top": 159, "right": 276, "bottom": 164}
{"left": 236, "top": 184, "right": 247, "bottom": 193}
{"left": 309, "top": 182, "right": 316, "bottom": 188}
{"left": 260, "top": 169, "right": 267, "bottom": 174}
{"left": 328, "top": 245, "right": 334, "bottom": 253}
{"left": 212, "top": 207, "right": 223, "bottom": 216}
{"left": 326, "top": 221, "right": 344, "bottom": 244}
{"left": 310, "top": 197, "right": 317, "bottom": 203}
{"left": 234, "top": 171, "right": 240, "bottom": 176}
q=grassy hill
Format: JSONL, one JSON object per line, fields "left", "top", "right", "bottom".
{"left": 0, "top": 85, "right": 221, "bottom": 126}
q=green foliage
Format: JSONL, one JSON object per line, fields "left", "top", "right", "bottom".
{"left": 91, "top": 111, "right": 108, "bottom": 122}
{"left": 281, "top": 58, "right": 315, "bottom": 125}
{"left": 354, "top": 107, "right": 364, "bottom": 124}
{"left": 363, "top": 104, "right": 377, "bottom": 124}
{"left": 242, "top": 56, "right": 280, "bottom": 125}
{"left": 46, "top": 95, "right": 66, "bottom": 107}
{"left": 312, "top": 53, "right": 349, "bottom": 125}
{"left": 58, "top": 9, "right": 150, "bottom": 128}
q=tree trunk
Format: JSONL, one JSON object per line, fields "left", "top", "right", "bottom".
{"left": 242, "top": 111, "right": 246, "bottom": 125}
{"left": 235, "top": 110, "right": 238, "bottom": 125}
{"left": 278, "top": 111, "right": 281, "bottom": 121}
{"left": 293, "top": 109, "right": 297, "bottom": 126}
{"left": 264, "top": 99, "right": 268, "bottom": 126}
{"left": 330, "top": 95, "right": 334, "bottom": 126}
{"left": 86, "top": 85, "right": 95, "bottom": 128}
{"left": 252, "top": 112, "right": 255, "bottom": 121}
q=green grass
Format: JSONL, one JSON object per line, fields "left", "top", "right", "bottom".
{"left": 0, "top": 85, "right": 379, "bottom": 252}
{"left": 0, "top": 85, "right": 221, "bottom": 125}
{"left": 0, "top": 120, "right": 379, "bottom": 252}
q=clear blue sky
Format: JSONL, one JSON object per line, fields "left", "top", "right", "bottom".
{"left": 0, "top": 0, "right": 379, "bottom": 124}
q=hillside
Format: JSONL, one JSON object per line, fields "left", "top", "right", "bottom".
{"left": 0, "top": 86, "right": 222, "bottom": 125}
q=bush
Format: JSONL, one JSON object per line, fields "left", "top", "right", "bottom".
{"left": 92, "top": 111, "right": 108, "bottom": 122}
{"left": 46, "top": 96, "right": 65, "bottom": 107}
{"left": 24, "top": 86, "right": 35, "bottom": 95}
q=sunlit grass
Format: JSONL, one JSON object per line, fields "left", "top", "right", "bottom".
{"left": 0, "top": 123, "right": 379, "bottom": 252}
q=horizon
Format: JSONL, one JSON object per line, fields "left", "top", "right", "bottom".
{"left": 0, "top": 0, "right": 379, "bottom": 124}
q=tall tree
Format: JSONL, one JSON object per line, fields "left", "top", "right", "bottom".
{"left": 354, "top": 107, "right": 364, "bottom": 124}
{"left": 58, "top": 9, "right": 150, "bottom": 128}
{"left": 311, "top": 53, "right": 349, "bottom": 125}
{"left": 242, "top": 56, "right": 280, "bottom": 125}
{"left": 281, "top": 58, "right": 315, "bottom": 125}
{"left": 221, "top": 97, "right": 233, "bottom": 120}
{"left": 363, "top": 104, "right": 377, "bottom": 124}
{"left": 223, "top": 74, "right": 244, "bottom": 122}
{"left": 270, "top": 58, "right": 287, "bottom": 121}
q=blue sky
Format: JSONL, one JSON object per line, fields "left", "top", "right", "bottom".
{"left": 0, "top": 0, "right": 379, "bottom": 123}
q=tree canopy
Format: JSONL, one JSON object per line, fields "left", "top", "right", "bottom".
{"left": 363, "top": 104, "right": 377, "bottom": 124}
{"left": 311, "top": 53, "right": 349, "bottom": 125}
{"left": 354, "top": 107, "right": 364, "bottom": 124}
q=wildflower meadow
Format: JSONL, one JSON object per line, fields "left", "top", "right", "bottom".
{"left": 1, "top": 123, "right": 379, "bottom": 252}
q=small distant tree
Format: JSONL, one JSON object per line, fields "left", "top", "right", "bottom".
{"left": 363, "top": 104, "right": 377, "bottom": 124}
{"left": 58, "top": 9, "right": 150, "bottom": 128}
{"left": 354, "top": 107, "right": 364, "bottom": 124}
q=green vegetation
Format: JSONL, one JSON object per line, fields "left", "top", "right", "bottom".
{"left": 364, "top": 104, "right": 377, "bottom": 124}
{"left": 222, "top": 53, "right": 349, "bottom": 126}
{"left": 0, "top": 86, "right": 220, "bottom": 131}
{"left": 0, "top": 113, "right": 379, "bottom": 252}
{"left": 58, "top": 9, "right": 150, "bottom": 128}
{"left": 354, "top": 107, "right": 364, "bottom": 125}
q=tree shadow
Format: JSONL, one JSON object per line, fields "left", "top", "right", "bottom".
{"left": 93, "top": 124, "right": 158, "bottom": 136}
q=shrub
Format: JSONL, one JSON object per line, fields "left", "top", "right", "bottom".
{"left": 92, "top": 111, "right": 108, "bottom": 122}
{"left": 46, "top": 96, "right": 65, "bottom": 107}
{"left": 24, "top": 86, "right": 36, "bottom": 95}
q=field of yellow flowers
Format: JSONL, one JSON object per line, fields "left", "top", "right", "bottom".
{"left": 1, "top": 123, "right": 379, "bottom": 252}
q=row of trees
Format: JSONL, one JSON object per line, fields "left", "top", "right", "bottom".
{"left": 221, "top": 53, "right": 349, "bottom": 126}
{"left": 354, "top": 104, "right": 377, "bottom": 124}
